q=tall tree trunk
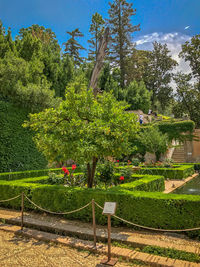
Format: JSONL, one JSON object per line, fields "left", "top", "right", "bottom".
{"left": 87, "top": 157, "right": 98, "bottom": 188}
{"left": 89, "top": 27, "right": 109, "bottom": 97}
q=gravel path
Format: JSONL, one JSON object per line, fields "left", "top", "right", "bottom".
{"left": 0, "top": 230, "right": 141, "bottom": 267}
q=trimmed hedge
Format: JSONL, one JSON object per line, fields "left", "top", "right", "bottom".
{"left": 0, "top": 100, "right": 47, "bottom": 172}
{"left": 0, "top": 167, "right": 84, "bottom": 181}
{"left": 137, "top": 165, "right": 194, "bottom": 180}
{"left": 1, "top": 169, "right": 200, "bottom": 238}
{"left": 179, "top": 163, "right": 200, "bottom": 172}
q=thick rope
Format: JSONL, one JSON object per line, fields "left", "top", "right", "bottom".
{"left": 25, "top": 195, "right": 91, "bottom": 215}
{"left": 0, "top": 195, "right": 21, "bottom": 203}
{"left": 94, "top": 201, "right": 200, "bottom": 232}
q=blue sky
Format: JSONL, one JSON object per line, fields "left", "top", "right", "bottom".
{"left": 0, "top": 0, "right": 199, "bottom": 47}
{"left": 0, "top": 0, "right": 199, "bottom": 72}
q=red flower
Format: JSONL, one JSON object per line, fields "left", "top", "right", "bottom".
{"left": 65, "top": 169, "right": 70, "bottom": 175}
{"left": 120, "top": 176, "right": 124, "bottom": 181}
{"left": 62, "top": 167, "right": 69, "bottom": 175}
{"left": 116, "top": 160, "right": 119, "bottom": 163}
{"left": 72, "top": 164, "right": 77, "bottom": 170}
{"left": 62, "top": 167, "right": 67, "bottom": 172}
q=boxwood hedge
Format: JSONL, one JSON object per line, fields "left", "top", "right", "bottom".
{"left": 1, "top": 168, "right": 200, "bottom": 238}
{"left": 137, "top": 165, "right": 194, "bottom": 180}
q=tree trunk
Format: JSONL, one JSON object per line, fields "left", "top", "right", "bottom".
{"left": 89, "top": 27, "right": 109, "bottom": 97}
{"left": 87, "top": 157, "right": 98, "bottom": 188}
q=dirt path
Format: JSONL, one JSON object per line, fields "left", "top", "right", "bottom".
{"left": 0, "top": 230, "right": 140, "bottom": 267}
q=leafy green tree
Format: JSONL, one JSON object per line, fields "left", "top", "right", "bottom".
{"left": 143, "top": 42, "right": 177, "bottom": 111}
{"left": 24, "top": 86, "right": 139, "bottom": 188}
{"left": 88, "top": 12, "right": 105, "bottom": 61}
{"left": 125, "top": 49, "right": 150, "bottom": 85}
{"left": 124, "top": 80, "right": 151, "bottom": 113}
{"left": 138, "top": 126, "right": 168, "bottom": 161}
{"left": 173, "top": 72, "right": 200, "bottom": 127}
{"left": 99, "top": 63, "right": 122, "bottom": 98}
{"left": 16, "top": 25, "right": 62, "bottom": 96}
{"left": 64, "top": 28, "right": 85, "bottom": 66}
{"left": 0, "top": 51, "right": 29, "bottom": 97}
{"left": 179, "top": 34, "right": 200, "bottom": 88}
{"left": 0, "top": 51, "right": 58, "bottom": 111}
{"left": 108, "top": 0, "right": 140, "bottom": 88}
{"left": 0, "top": 21, "right": 16, "bottom": 58}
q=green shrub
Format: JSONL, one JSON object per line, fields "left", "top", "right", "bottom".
{"left": 96, "top": 161, "right": 115, "bottom": 187}
{"left": 137, "top": 165, "right": 194, "bottom": 179}
{"left": 0, "top": 100, "right": 47, "bottom": 172}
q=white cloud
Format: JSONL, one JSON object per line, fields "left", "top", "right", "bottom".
{"left": 184, "top": 26, "right": 190, "bottom": 30}
{"left": 135, "top": 32, "right": 191, "bottom": 75}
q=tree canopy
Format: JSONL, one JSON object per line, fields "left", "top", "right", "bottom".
{"left": 24, "top": 86, "right": 139, "bottom": 187}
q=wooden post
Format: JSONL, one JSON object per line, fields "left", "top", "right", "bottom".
{"left": 92, "top": 199, "right": 97, "bottom": 248}
{"left": 101, "top": 201, "right": 117, "bottom": 266}
{"left": 21, "top": 192, "right": 24, "bottom": 231}
{"left": 107, "top": 214, "right": 111, "bottom": 261}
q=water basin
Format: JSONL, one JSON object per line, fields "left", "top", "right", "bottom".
{"left": 173, "top": 175, "right": 200, "bottom": 195}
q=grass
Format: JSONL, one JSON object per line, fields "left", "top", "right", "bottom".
{"left": 112, "top": 241, "right": 200, "bottom": 263}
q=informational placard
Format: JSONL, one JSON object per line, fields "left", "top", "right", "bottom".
{"left": 102, "top": 202, "right": 117, "bottom": 215}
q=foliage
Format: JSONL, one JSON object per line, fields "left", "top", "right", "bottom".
{"left": 24, "top": 87, "right": 139, "bottom": 188}
{"left": 131, "top": 158, "right": 140, "bottom": 166}
{"left": 143, "top": 42, "right": 177, "bottom": 111}
{"left": 0, "top": 100, "right": 47, "bottom": 172}
{"left": 124, "top": 80, "right": 151, "bottom": 113}
{"left": 142, "top": 245, "right": 200, "bottom": 263}
{"left": 179, "top": 34, "right": 200, "bottom": 87}
{"left": 108, "top": 0, "right": 140, "bottom": 88}
{"left": 2, "top": 169, "right": 200, "bottom": 241}
{"left": 118, "top": 165, "right": 133, "bottom": 181}
{"left": 47, "top": 172, "right": 64, "bottom": 185}
{"left": 172, "top": 72, "right": 200, "bottom": 127}
{"left": 96, "top": 160, "right": 115, "bottom": 187}
{"left": 138, "top": 126, "right": 168, "bottom": 161}
{"left": 125, "top": 49, "right": 150, "bottom": 85}
{"left": 88, "top": 12, "right": 105, "bottom": 61}
{"left": 138, "top": 165, "right": 194, "bottom": 180}
{"left": 63, "top": 28, "right": 85, "bottom": 66}
{"left": 156, "top": 120, "right": 195, "bottom": 141}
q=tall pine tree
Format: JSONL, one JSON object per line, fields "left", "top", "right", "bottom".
{"left": 64, "top": 28, "right": 85, "bottom": 66}
{"left": 88, "top": 12, "right": 105, "bottom": 61}
{"left": 108, "top": 0, "right": 140, "bottom": 88}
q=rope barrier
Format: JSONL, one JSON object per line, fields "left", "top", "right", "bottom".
{"left": 94, "top": 201, "right": 200, "bottom": 232}
{"left": 24, "top": 195, "right": 91, "bottom": 215}
{"left": 0, "top": 195, "right": 21, "bottom": 203}
{"left": 1, "top": 194, "right": 200, "bottom": 232}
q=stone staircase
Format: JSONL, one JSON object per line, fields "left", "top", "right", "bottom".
{"left": 172, "top": 145, "right": 186, "bottom": 163}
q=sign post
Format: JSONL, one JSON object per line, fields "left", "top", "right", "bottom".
{"left": 101, "top": 202, "right": 117, "bottom": 266}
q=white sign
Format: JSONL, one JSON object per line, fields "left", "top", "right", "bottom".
{"left": 103, "top": 202, "right": 117, "bottom": 215}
